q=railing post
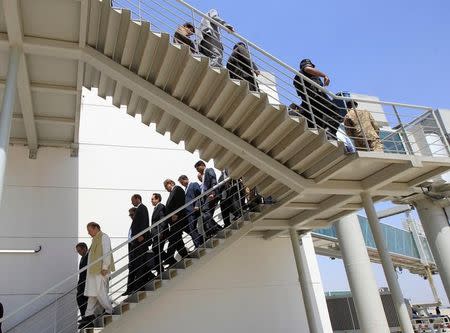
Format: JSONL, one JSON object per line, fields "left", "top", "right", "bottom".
{"left": 392, "top": 105, "right": 414, "bottom": 155}
{"left": 299, "top": 75, "right": 317, "bottom": 130}
{"left": 430, "top": 109, "right": 450, "bottom": 156}
{"left": 236, "top": 179, "right": 245, "bottom": 223}
{"left": 157, "top": 225, "right": 162, "bottom": 277}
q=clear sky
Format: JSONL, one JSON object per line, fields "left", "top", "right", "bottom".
{"left": 188, "top": 0, "right": 450, "bottom": 109}
{"left": 185, "top": 0, "right": 450, "bottom": 304}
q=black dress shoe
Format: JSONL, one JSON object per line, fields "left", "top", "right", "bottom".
{"left": 163, "top": 258, "right": 177, "bottom": 267}
{"left": 78, "top": 315, "right": 95, "bottom": 329}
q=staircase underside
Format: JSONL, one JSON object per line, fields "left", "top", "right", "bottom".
{"left": 1, "top": 0, "right": 450, "bottom": 232}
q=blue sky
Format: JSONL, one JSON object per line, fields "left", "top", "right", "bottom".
{"left": 188, "top": 0, "right": 450, "bottom": 109}
{"left": 186, "top": 0, "right": 450, "bottom": 304}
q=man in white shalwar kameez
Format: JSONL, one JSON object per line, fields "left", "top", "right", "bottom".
{"left": 80, "top": 222, "right": 115, "bottom": 328}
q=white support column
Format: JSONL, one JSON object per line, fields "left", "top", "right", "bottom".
{"left": 336, "top": 213, "right": 390, "bottom": 332}
{"left": 414, "top": 197, "right": 450, "bottom": 302}
{"left": 0, "top": 46, "right": 20, "bottom": 205}
{"left": 361, "top": 192, "right": 414, "bottom": 333}
{"left": 289, "top": 228, "right": 332, "bottom": 333}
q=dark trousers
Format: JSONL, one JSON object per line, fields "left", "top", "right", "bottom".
{"left": 202, "top": 198, "right": 221, "bottom": 236}
{"left": 220, "top": 196, "right": 233, "bottom": 227}
{"left": 150, "top": 235, "right": 167, "bottom": 275}
{"left": 302, "top": 92, "right": 341, "bottom": 137}
{"left": 76, "top": 289, "right": 88, "bottom": 317}
{"left": 166, "top": 218, "right": 188, "bottom": 262}
{"left": 186, "top": 212, "right": 204, "bottom": 247}
{"left": 126, "top": 241, "right": 149, "bottom": 292}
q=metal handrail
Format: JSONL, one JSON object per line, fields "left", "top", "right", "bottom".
{"left": 0, "top": 176, "right": 230, "bottom": 325}
{"left": 5, "top": 178, "right": 253, "bottom": 333}
{"left": 111, "top": 0, "right": 450, "bottom": 157}
{"left": 174, "top": 0, "right": 434, "bottom": 112}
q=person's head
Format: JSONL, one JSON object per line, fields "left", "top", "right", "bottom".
{"left": 300, "top": 58, "right": 315, "bottom": 70}
{"left": 128, "top": 207, "right": 137, "bottom": 220}
{"left": 182, "top": 22, "right": 195, "bottom": 36}
{"left": 86, "top": 222, "right": 101, "bottom": 237}
{"left": 131, "top": 194, "right": 142, "bottom": 207}
{"left": 163, "top": 179, "right": 176, "bottom": 192}
{"left": 346, "top": 100, "right": 358, "bottom": 109}
{"left": 178, "top": 175, "right": 189, "bottom": 187}
{"left": 75, "top": 242, "right": 88, "bottom": 256}
{"left": 151, "top": 193, "right": 162, "bottom": 206}
{"left": 289, "top": 103, "right": 301, "bottom": 111}
{"left": 233, "top": 42, "right": 246, "bottom": 50}
{"left": 194, "top": 160, "right": 206, "bottom": 174}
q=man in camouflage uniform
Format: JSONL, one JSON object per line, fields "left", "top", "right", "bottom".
{"left": 343, "top": 101, "right": 384, "bottom": 152}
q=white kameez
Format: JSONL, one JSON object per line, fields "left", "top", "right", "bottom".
{"left": 84, "top": 233, "right": 113, "bottom": 315}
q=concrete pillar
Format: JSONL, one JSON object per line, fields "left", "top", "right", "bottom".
{"left": 415, "top": 197, "right": 450, "bottom": 302}
{"left": 361, "top": 192, "right": 414, "bottom": 333}
{"left": 336, "top": 213, "right": 390, "bottom": 332}
{"left": 0, "top": 47, "right": 20, "bottom": 206}
{"left": 289, "top": 228, "right": 332, "bottom": 333}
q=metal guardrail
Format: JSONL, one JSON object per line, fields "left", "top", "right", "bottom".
{"left": 314, "top": 215, "right": 435, "bottom": 265}
{"left": 1, "top": 177, "right": 262, "bottom": 333}
{"left": 111, "top": 0, "right": 450, "bottom": 157}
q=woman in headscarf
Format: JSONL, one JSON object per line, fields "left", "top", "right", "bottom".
{"left": 226, "top": 42, "right": 260, "bottom": 91}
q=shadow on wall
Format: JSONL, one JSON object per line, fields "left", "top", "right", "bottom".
{"left": 0, "top": 145, "right": 79, "bottom": 331}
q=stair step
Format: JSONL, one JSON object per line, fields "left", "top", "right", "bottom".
{"left": 80, "top": 328, "right": 103, "bottom": 333}
{"left": 231, "top": 220, "right": 245, "bottom": 230}
{"left": 188, "top": 248, "right": 206, "bottom": 259}
{"left": 93, "top": 316, "right": 104, "bottom": 328}
{"left": 103, "top": 314, "right": 121, "bottom": 326}
{"left": 217, "top": 228, "right": 233, "bottom": 239}
{"left": 205, "top": 238, "right": 220, "bottom": 248}
{"left": 144, "top": 278, "right": 162, "bottom": 291}
{"left": 162, "top": 269, "right": 177, "bottom": 280}
{"left": 174, "top": 258, "right": 193, "bottom": 269}
{"left": 137, "top": 290, "right": 152, "bottom": 302}
{"left": 120, "top": 302, "right": 137, "bottom": 313}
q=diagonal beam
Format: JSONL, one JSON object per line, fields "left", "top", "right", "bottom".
{"left": 82, "top": 46, "right": 313, "bottom": 193}
{"left": 3, "top": 0, "right": 38, "bottom": 158}
{"left": 72, "top": 0, "right": 90, "bottom": 157}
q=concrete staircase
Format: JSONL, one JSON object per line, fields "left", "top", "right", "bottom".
{"left": 82, "top": 0, "right": 347, "bottom": 199}
{"left": 79, "top": 210, "right": 265, "bottom": 333}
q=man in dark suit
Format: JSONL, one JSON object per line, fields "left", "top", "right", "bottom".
{"left": 218, "top": 170, "right": 243, "bottom": 228}
{"left": 124, "top": 194, "right": 151, "bottom": 295}
{"left": 178, "top": 175, "right": 204, "bottom": 248}
{"left": 164, "top": 179, "right": 189, "bottom": 266}
{"left": 150, "top": 193, "right": 167, "bottom": 275}
{"left": 75, "top": 242, "right": 89, "bottom": 319}
{"left": 195, "top": 160, "right": 221, "bottom": 237}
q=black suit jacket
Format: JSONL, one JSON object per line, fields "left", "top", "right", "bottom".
{"left": 185, "top": 182, "right": 202, "bottom": 213}
{"left": 166, "top": 185, "right": 187, "bottom": 232}
{"left": 151, "top": 203, "right": 168, "bottom": 236}
{"left": 203, "top": 168, "right": 217, "bottom": 193}
{"left": 77, "top": 254, "right": 88, "bottom": 294}
{"left": 131, "top": 203, "right": 150, "bottom": 244}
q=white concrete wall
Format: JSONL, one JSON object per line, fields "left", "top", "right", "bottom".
{"left": 0, "top": 145, "right": 79, "bottom": 330}
{"left": 105, "top": 236, "right": 309, "bottom": 333}
{"left": 0, "top": 89, "right": 312, "bottom": 332}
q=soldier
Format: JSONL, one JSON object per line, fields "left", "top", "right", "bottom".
{"left": 343, "top": 101, "right": 384, "bottom": 152}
